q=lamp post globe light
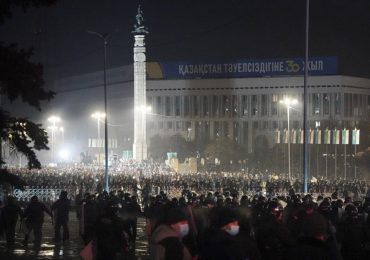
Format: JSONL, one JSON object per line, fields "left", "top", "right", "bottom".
{"left": 88, "top": 30, "right": 110, "bottom": 192}
{"left": 279, "top": 98, "right": 297, "bottom": 183}
{"left": 91, "top": 112, "right": 106, "bottom": 165}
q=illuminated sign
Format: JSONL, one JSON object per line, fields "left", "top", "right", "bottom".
{"left": 147, "top": 57, "right": 337, "bottom": 79}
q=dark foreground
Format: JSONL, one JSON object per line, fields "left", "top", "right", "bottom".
{"left": 0, "top": 213, "right": 149, "bottom": 260}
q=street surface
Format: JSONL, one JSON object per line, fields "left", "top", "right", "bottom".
{"left": 0, "top": 212, "right": 149, "bottom": 259}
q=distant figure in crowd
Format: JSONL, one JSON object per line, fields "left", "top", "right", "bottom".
{"left": 1, "top": 196, "right": 23, "bottom": 248}
{"left": 23, "top": 195, "right": 53, "bottom": 249}
{"left": 51, "top": 190, "right": 71, "bottom": 243}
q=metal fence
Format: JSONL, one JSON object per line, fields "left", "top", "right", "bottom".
{"left": 13, "top": 186, "right": 75, "bottom": 203}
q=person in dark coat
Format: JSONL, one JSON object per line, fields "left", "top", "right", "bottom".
{"left": 254, "top": 200, "right": 295, "bottom": 260}
{"left": 336, "top": 204, "right": 366, "bottom": 260}
{"left": 149, "top": 207, "right": 192, "bottom": 260}
{"left": 1, "top": 196, "right": 23, "bottom": 248}
{"left": 202, "top": 207, "right": 246, "bottom": 260}
{"left": 23, "top": 195, "right": 53, "bottom": 249}
{"left": 283, "top": 212, "right": 340, "bottom": 260}
{"left": 94, "top": 202, "right": 129, "bottom": 260}
{"left": 81, "top": 194, "right": 99, "bottom": 245}
{"left": 51, "top": 190, "right": 70, "bottom": 243}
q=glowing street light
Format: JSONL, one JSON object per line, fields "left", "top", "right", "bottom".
{"left": 279, "top": 98, "right": 298, "bottom": 183}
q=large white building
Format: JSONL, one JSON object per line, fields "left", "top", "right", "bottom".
{"left": 53, "top": 57, "right": 370, "bottom": 157}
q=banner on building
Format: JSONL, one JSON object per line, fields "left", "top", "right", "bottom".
{"left": 283, "top": 129, "right": 288, "bottom": 144}
{"left": 315, "top": 129, "right": 322, "bottom": 144}
{"left": 342, "top": 129, "right": 349, "bottom": 145}
{"left": 147, "top": 57, "right": 338, "bottom": 79}
{"left": 309, "top": 129, "right": 314, "bottom": 144}
{"left": 333, "top": 129, "right": 340, "bottom": 144}
{"left": 352, "top": 128, "right": 360, "bottom": 145}
{"left": 324, "top": 129, "right": 331, "bottom": 144}
{"left": 297, "top": 129, "right": 304, "bottom": 144}
{"left": 291, "top": 129, "right": 297, "bottom": 144}
{"left": 274, "top": 129, "right": 281, "bottom": 144}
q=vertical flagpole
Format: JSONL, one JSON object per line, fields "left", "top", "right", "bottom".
{"left": 303, "top": 0, "right": 310, "bottom": 193}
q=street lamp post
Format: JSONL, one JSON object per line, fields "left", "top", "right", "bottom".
{"left": 88, "top": 30, "right": 110, "bottom": 192}
{"left": 91, "top": 112, "right": 105, "bottom": 165}
{"left": 280, "top": 98, "right": 297, "bottom": 183}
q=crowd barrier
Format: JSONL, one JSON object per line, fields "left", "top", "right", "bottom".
{"left": 13, "top": 186, "right": 76, "bottom": 203}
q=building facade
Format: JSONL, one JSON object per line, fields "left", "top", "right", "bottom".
{"left": 52, "top": 58, "right": 370, "bottom": 158}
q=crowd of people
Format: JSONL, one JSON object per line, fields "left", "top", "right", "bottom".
{"left": 5, "top": 162, "right": 370, "bottom": 201}
{"left": 0, "top": 162, "right": 370, "bottom": 259}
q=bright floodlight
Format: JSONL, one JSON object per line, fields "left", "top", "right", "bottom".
{"left": 137, "top": 105, "right": 152, "bottom": 113}
{"left": 91, "top": 112, "right": 106, "bottom": 119}
{"left": 280, "top": 98, "right": 298, "bottom": 106}
{"left": 48, "top": 116, "right": 61, "bottom": 124}
{"left": 59, "top": 149, "right": 69, "bottom": 160}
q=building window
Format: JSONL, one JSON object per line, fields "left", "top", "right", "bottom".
{"left": 165, "top": 96, "right": 171, "bottom": 116}
{"left": 156, "top": 96, "right": 162, "bottom": 114}
{"left": 158, "top": 121, "right": 164, "bottom": 129}
{"left": 223, "top": 121, "right": 229, "bottom": 138}
{"left": 232, "top": 95, "right": 238, "bottom": 117}
{"left": 147, "top": 96, "right": 153, "bottom": 108}
{"left": 271, "top": 94, "right": 278, "bottom": 116}
{"left": 175, "top": 121, "right": 182, "bottom": 130}
{"left": 175, "top": 96, "right": 180, "bottom": 116}
{"left": 242, "top": 95, "right": 249, "bottom": 116}
{"left": 222, "top": 95, "right": 230, "bottom": 117}
{"left": 353, "top": 94, "right": 359, "bottom": 117}
{"left": 312, "top": 93, "right": 320, "bottom": 115}
{"left": 233, "top": 122, "right": 239, "bottom": 142}
{"left": 167, "top": 121, "right": 173, "bottom": 130}
{"left": 243, "top": 122, "right": 248, "bottom": 145}
{"left": 251, "top": 95, "right": 258, "bottom": 116}
{"left": 214, "top": 121, "right": 220, "bottom": 138}
{"left": 335, "top": 93, "right": 341, "bottom": 115}
{"left": 212, "top": 95, "right": 219, "bottom": 117}
{"left": 344, "top": 93, "right": 353, "bottom": 117}
{"left": 261, "top": 94, "right": 268, "bottom": 116}
{"left": 184, "top": 96, "right": 190, "bottom": 117}
{"left": 193, "top": 96, "right": 200, "bottom": 117}
{"left": 203, "top": 96, "right": 209, "bottom": 117}
{"left": 323, "top": 93, "right": 330, "bottom": 115}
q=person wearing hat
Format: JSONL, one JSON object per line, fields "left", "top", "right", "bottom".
{"left": 202, "top": 207, "right": 246, "bottom": 260}
{"left": 149, "top": 207, "right": 192, "bottom": 260}
{"left": 51, "top": 190, "right": 71, "bottom": 243}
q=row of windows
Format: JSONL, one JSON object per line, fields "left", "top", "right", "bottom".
{"left": 147, "top": 93, "right": 370, "bottom": 119}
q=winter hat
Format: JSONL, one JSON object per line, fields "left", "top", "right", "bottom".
{"left": 215, "top": 208, "right": 238, "bottom": 228}
{"left": 165, "top": 207, "right": 188, "bottom": 225}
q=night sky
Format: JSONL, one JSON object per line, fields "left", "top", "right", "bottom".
{"left": 0, "top": 0, "right": 369, "bottom": 84}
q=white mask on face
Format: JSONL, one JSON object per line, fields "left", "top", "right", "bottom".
{"left": 225, "top": 225, "right": 240, "bottom": 236}
{"left": 179, "top": 223, "right": 190, "bottom": 237}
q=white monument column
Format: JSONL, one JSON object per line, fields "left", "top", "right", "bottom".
{"left": 132, "top": 6, "right": 149, "bottom": 161}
